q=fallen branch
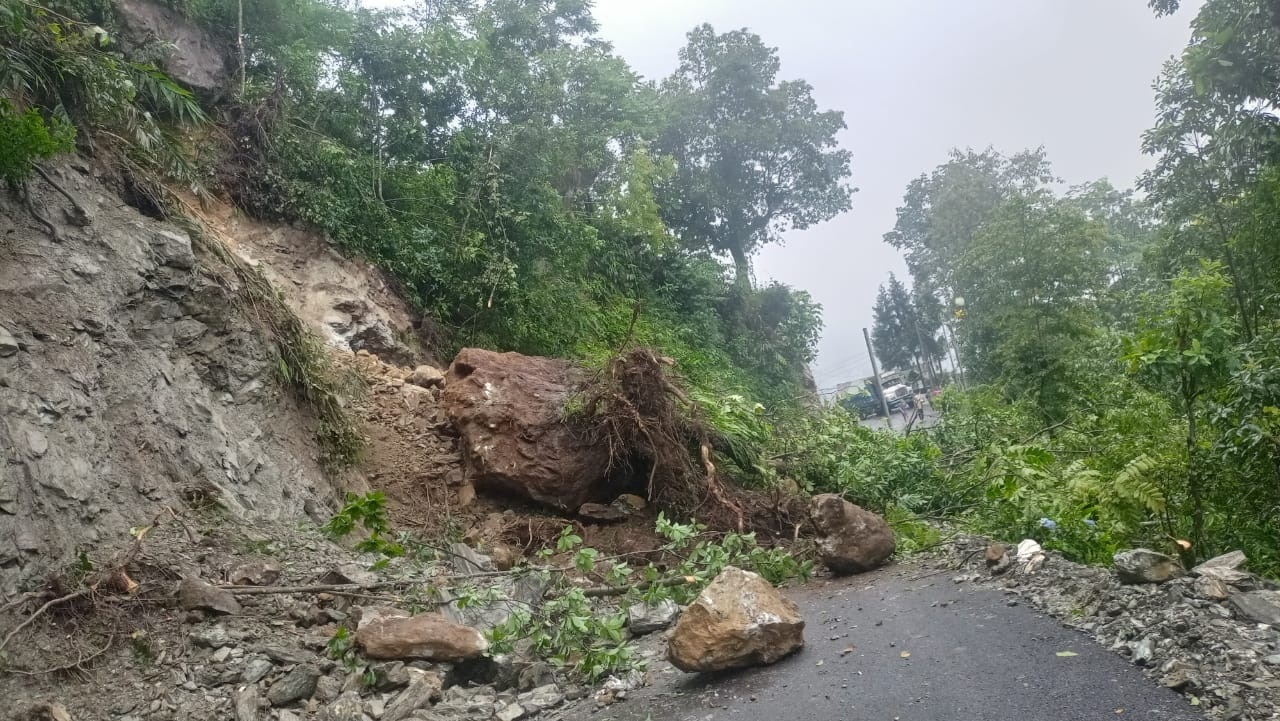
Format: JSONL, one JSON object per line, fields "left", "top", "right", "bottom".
{"left": 579, "top": 576, "right": 695, "bottom": 598}
{"left": 32, "top": 163, "right": 91, "bottom": 225}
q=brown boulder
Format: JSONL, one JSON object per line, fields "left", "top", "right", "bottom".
{"left": 355, "top": 612, "right": 487, "bottom": 662}
{"left": 809, "top": 494, "right": 896, "bottom": 574}
{"left": 668, "top": 566, "right": 804, "bottom": 672}
{"left": 443, "top": 348, "right": 609, "bottom": 510}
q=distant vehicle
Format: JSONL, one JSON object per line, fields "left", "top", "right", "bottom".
{"left": 839, "top": 390, "right": 881, "bottom": 419}
{"left": 882, "top": 383, "right": 913, "bottom": 410}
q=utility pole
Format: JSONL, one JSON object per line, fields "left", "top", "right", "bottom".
{"left": 864, "top": 327, "right": 893, "bottom": 423}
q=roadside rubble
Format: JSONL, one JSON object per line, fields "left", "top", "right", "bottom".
{"left": 940, "top": 537, "right": 1280, "bottom": 720}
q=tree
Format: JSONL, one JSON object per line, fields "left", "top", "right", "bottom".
{"left": 871, "top": 276, "right": 912, "bottom": 372}
{"left": 1124, "top": 262, "right": 1238, "bottom": 556}
{"left": 654, "top": 24, "right": 853, "bottom": 287}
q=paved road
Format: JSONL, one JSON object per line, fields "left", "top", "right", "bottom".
{"left": 574, "top": 565, "right": 1201, "bottom": 721}
{"left": 859, "top": 407, "right": 938, "bottom": 433}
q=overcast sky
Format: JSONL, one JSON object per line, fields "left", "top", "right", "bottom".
{"left": 592, "top": 0, "right": 1202, "bottom": 392}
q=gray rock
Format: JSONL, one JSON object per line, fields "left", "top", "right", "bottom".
{"left": 516, "top": 684, "right": 564, "bottom": 714}
{"left": 115, "top": 0, "right": 229, "bottom": 94}
{"left": 147, "top": 228, "right": 197, "bottom": 270}
{"left": 449, "top": 542, "right": 495, "bottom": 575}
{"left": 0, "top": 325, "right": 18, "bottom": 356}
{"left": 266, "top": 664, "right": 320, "bottom": 707}
{"left": 190, "top": 625, "right": 231, "bottom": 649}
{"left": 1113, "top": 549, "right": 1184, "bottom": 584}
{"left": 320, "top": 691, "right": 366, "bottom": 721}
{"left": 495, "top": 703, "right": 526, "bottom": 721}
{"left": 212, "top": 646, "right": 233, "bottom": 663}
{"left": 316, "top": 672, "right": 345, "bottom": 703}
{"left": 229, "top": 560, "right": 282, "bottom": 586}
{"left": 382, "top": 669, "right": 444, "bottom": 721}
{"left": 1228, "top": 590, "right": 1280, "bottom": 626}
{"left": 371, "top": 660, "right": 412, "bottom": 690}
{"left": 262, "top": 645, "right": 312, "bottom": 664}
{"left": 1194, "top": 575, "right": 1231, "bottom": 601}
{"left": 178, "top": 577, "right": 242, "bottom": 615}
{"left": 235, "top": 684, "right": 261, "bottom": 721}
{"left": 321, "top": 564, "right": 379, "bottom": 588}
{"left": 627, "top": 599, "right": 680, "bottom": 635}
{"left": 517, "top": 662, "right": 555, "bottom": 692}
{"left": 241, "top": 658, "right": 273, "bottom": 684}
{"left": 1196, "top": 565, "right": 1255, "bottom": 587}
{"left": 1264, "top": 654, "right": 1280, "bottom": 666}
{"left": 1192, "top": 550, "right": 1246, "bottom": 575}
{"left": 1131, "top": 637, "right": 1155, "bottom": 666}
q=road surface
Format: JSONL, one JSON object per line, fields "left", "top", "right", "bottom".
{"left": 572, "top": 564, "right": 1201, "bottom": 721}
{"left": 859, "top": 407, "right": 938, "bottom": 433}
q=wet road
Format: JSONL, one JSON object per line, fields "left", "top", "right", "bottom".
{"left": 569, "top": 564, "right": 1201, "bottom": 721}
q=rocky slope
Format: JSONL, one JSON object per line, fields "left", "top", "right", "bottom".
{"left": 0, "top": 163, "right": 358, "bottom": 598}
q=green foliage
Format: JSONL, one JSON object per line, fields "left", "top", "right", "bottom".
{"left": 0, "top": 102, "right": 74, "bottom": 184}
{"left": 487, "top": 516, "right": 809, "bottom": 681}
{"left": 324, "top": 491, "right": 405, "bottom": 563}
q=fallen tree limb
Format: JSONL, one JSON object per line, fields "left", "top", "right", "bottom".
{"left": 0, "top": 588, "right": 92, "bottom": 656}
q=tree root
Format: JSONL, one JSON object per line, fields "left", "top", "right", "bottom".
{"left": 21, "top": 184, "right": 60, "bottom": 241}
{"left": 32, "top": 163, "right": 91, "bottom": 227}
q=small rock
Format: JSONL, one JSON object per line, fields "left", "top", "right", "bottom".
{"left": 1264, "top": 654, "right": 1280, "bottom": 666}
{"left": 1113, "top": 549, "right": 1184, "bottom": 584}
{"left": 235, "top": 684, "right": 261, "bottom": 721}
{"left": 517, "top": 662, "right": 555, "bottom": 692}
{"left": 516, "top": 684, "right": 564, "bottom": 713}
{"left": 1131, "top": 637, "right": 1156, "bottom": 666}
{"left": 613, "top": 494, "right": 647, "bottom": 513}
{"left": 1194, "top": 575, "right": 1231, "bottom": 601}
{"left": 577, "top": 503, "right": 628, "bottom": 523}
{"left": 490, "top": 543, "right": 521, "bottom": 571}
{"left": 320, "top": 564, "right": 379, "bottom": 588}
{"left": 212, "top": 646, "right": 233, "bottom": 663}
{"left": 381, "top": 669, "right": 445, "bottom": 721}
{"left": 1015, "top": 539, "right": 1042, "bottom": 559}
{"left": 356, "top": 613, "right": 488, "bottom": 661}
{"left": 370, "top": 661, "right": 412, "bottom": 690}
{"left": 262, "top": 645, "right": 312, "bottom": 665}
{"left": 315, "top": 673, "right": 344, "bottom": 703}
{"left": 0, "top": 325, "right": 18, "bottom": 357}
{"left": 668, "top": 566, "right": 804, "bottom": 672}
{"left": 627, "top": 599, "right": 680, "bottom": 635}
{"left": 495, "top": 702, "right": 526, "bottom": 721}
{"left": 319, "top": 691, "right": 366, "bottom": 721}
{"left": 191, "top": 625, "right": 231, "bottom": 648}
{"left": 241, "top": 658, "right": 273, "bottom": 684}
{"left": 449, "top": 542, "right": 496, "bottom": 575}
{"left": 266, "top": 664, "right": 320, "bottom": 707}
{"left": 229, "top": 561, "right": 282, "bottom": 586}
{"left": 1195, "top": 565, "right": 1255, "bottom": 587}
{"left": 178, "top": 577, "right": 242, "bottom": 615}
{"left": 985, "top": 543, "right": 1008, "bottom": 567}
{"left": 409, "top": 365, "right": 445, "bottom": 389}
{"left": 1229, "top": 590, "right": 1280, "bottom": 626}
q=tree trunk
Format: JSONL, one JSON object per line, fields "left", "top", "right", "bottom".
{"left": 729, "top": 245, "right": 752, "bottom": 290}
{"left": 1185, "top": 384, "right": 1204, "bottom": 560}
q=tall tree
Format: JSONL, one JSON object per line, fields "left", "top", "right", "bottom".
{"left": 654, "top": 24, "right": 853, "bottom": 287}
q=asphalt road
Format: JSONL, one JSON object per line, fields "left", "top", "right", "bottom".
{"left": 573, "top": 564, "right": 1202, "bottom": 721}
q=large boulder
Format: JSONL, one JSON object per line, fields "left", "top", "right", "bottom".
{"left": 809, "top": 494, "right": 896, "bottom": 574}
{"left": 355, "top": 612, "right": 488, "bottom": 662}
{"left": 667, "top": 566, "right": 804, "bottom": 672}
{"left": 1114, "top": 549, "right": 1185, "bottom": 584}
{"left": 443, "top": 348, "right": 610, "bottom": 510}
{"left": 115, "top": 0, "right": 229, "bottom": 95}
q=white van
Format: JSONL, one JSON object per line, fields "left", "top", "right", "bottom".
{"left": 883, "top": 383, "right": 913, "bottom": 410}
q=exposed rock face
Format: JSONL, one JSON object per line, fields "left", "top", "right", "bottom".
{"left": 115, "top": 0, "right": 229, "bottom": 95}
{"left": 1114, "top": 549, "right": 1185, "bottom": 584}
{"left": 443, "top": 348, "right": 609, "bottom": 510}
{"left": 355, "top": 612, "right": 488, "bottom": 661}
{"left": 0, "top": 164, "right": 342, "bottom": 596}
{"left": 667, "top": 566, "right": 804, "bottom": 672}
{"left": 809, "top": 494, "right": 895, "bottom": 574}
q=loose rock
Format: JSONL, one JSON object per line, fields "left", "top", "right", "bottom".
{"left": 235, "top": 684, "right": 261, "bottom": 721}
{"left": 667, "top": 566, "right": 804, "bottom": 672}
{"left": 0, "top": 324, "right": 18, "bottom": 356}
{"left": 1113, "top": 549, "right": 1184, "bottom": 584}
{"left": 356, "top": 613, "right": 488, "bottom": 661}
{"left": 809, "top": 494, "right": 895, "bottom": 574}
{"left": 319, "top": 691, "right": 365, "bottom": 721}
{"left": 382, "top": 669, "right": 444, "bottom": 721}
{"left": 409, "top": 364, "right": 445, "bottom": 389}
{"left": 229, "top": 560, "right": 282, "bottom": 586}
{"left": 266, "top": 664, "right": 320, "bottom": 707}
{"left": 178, "top": 577, "right": 243, "bottom": 615}
{"left": 627, "top": 599, "right": 680, "bottom": 635}
{"left": 1192, "top": 550, "right": 1247, "bottom": 575}
{"left": 1229, "top": 590, "right": 1280, "bottom": 626}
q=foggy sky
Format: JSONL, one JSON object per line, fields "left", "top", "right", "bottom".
{"left": 592, "top": 0, "right": 1202, "bottom": 393}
